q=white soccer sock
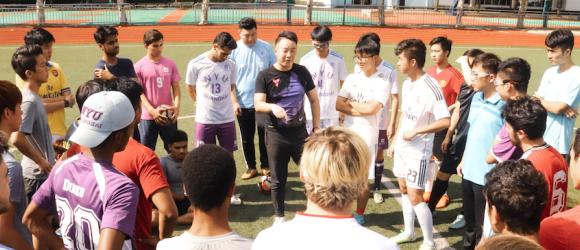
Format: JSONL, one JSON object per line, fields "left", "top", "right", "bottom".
{"left": 401, "top": 194, "right": 415, "bottom": 236}
{"left": 414, "top": 202, "right": 434, "bottom": 246}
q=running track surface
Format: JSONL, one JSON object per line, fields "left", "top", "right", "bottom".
{"left": 0, "top": 25, "right": 578, "bottom": 47}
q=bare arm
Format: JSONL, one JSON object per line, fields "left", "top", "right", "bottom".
{"left": 540, "top": 99, "right": 578, "bottom": 118}
{"left": 231, "top": 85, "right": 241, "bottom": 116}
{"left": 403, "top": 117, "right": 450, "bottom": 141}
{"left": 305, "top": 89, "right": 320, "bottom": 130}
{"left": 336, "top": 96, "right": 383, "bottom": 116}
{"left": 0, "top": 204, "right": 33, "bottom": 250}
{"left": 23, "top": 202, "right": 64, "bottom": 250}
{"left": 255, "top": 93, "right": 287, "bottom": 120}
{"left": 171, "top": 81, "right": 181, "bottom": 121}
{"left": 151, "top": 188, "right": 178, "bottom": 239}
{"left": 387, "top": 93, "right": 400, "bottom": 139}
{"left": 187, "top": 85, "right": 196, "bottom": 102}
{"left": 485, "top": 137, "right": 500, "bottom": 164}
{"left": 10, "top": 132, "right": 51, "bottom": 173}
{"left": 441, "top": 101, "right": 461, "bottom": 153}
{"left": 97, "top": 228, "right": 126, "bottom": 250}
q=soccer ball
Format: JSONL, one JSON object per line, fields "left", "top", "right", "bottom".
{"left": 257, "top": 175, "right": 272, "bottom": 195}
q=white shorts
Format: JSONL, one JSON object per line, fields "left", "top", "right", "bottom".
{"left": 306, "top": 118, "right": 339, "bottom": 134}
{"left": 393, "top": 151, "right": 432, "bottom": 190}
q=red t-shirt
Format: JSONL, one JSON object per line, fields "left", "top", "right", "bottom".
{"left": 522, "top": 144, "right": 568, "bottom": 220}
{"left": 540, "top": 206, "right": 580, "bottom": 250}
{"left": 426, "top": 65, "right": 464, "bottom": 107}
{"left": 113, "top": 138, "right": 169, "bottom": 250}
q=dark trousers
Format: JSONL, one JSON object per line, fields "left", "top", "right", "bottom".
{"left": 237, "top": 108, "right": 269, "bottom": 169}
{"left": 266, "top": 126, "right": 307, "bottom": 217}
{"left": 138, "top": 119, "right": 178, "bottom": 151}
{"left": 462, "top": 178, "right": 486, "bottom": 250}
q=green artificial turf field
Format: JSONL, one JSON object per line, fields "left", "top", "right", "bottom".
{"left": 1, "top": 42, "right": 579, "bottom": 249}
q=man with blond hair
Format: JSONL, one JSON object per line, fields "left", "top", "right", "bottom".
{"left": 252, "top": 127, "right": 398, "bottom": 250}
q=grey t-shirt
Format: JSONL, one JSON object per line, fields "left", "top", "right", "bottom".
{"left": 3, "top": 151, "right": 33, "bottom": 245}
{"left": 160, "top": 155, "right": 184, "bottom": 195}
{"left": 20, "top": 89, "right": 55, "bottom": 180}
{"left": 156, "top": 231, "right": 252, "bottom": 250}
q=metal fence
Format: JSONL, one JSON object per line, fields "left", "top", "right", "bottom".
{"left": 0, "top": 3, "right": 579, "bottom": 30}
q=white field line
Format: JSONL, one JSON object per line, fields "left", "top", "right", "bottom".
{"left": 381, "top": 177, "right": 454, "bottom": 250}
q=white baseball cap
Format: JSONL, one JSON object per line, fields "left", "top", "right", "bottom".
{"left": 69, "top": 91, "right": 135, "bottom": 148}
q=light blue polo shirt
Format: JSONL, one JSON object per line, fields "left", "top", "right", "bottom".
{"left": 230, "top": 39, "right": 276, "bottom": 108}
{"left": 537, "top": 65, "right": 580, "bottom": 154}
{"left": 462, "top": 91, "right": 505, "bottom": 186}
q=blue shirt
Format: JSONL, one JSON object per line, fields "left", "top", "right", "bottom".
{"left": 230, "top": 39, "right": 276, "bottom": 108}
{"left": 462, "top": 92, "right": 505, "bottom": 185}
{"left": 537, "top": 65, "right": 580, "bottom": 154}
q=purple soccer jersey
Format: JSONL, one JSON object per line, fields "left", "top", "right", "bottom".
{"left": 32, "top": 154, "right": 139, "bottom": 250}
{"left": 491, "top": 125, "right": 523, "bottom": 163}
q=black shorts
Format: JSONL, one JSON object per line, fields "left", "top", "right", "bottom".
{"left": 440, "top": 150, "right": 462, "bottom": 175}
{"left": 432, "top": 130, "right": 448, "bottom": 160}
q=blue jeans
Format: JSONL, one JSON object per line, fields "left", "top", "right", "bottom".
{"left": 138, "top": 119, "right": 178, "bottom": 151}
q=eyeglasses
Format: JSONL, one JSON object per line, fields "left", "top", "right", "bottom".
{"left": 470, "top": 70, "right": 490, "bottom": 79}
{"left": 353, "top": 55, "right": 374, "bottom": 62}
{"left": 312, "top": 42, "right": 329, "bottom": 49}
{"left": 494, "top": 79, "right": 520, "bottom": 86}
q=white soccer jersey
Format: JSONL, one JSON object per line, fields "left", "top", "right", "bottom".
{"left": 300, "top": 49, "right": 348, "bottom": 120}
{"left": 185, "top": 53, "right": 237, "bottom": 124}
{"left": 394, "top": 74, "right": 450, "bottom": 159}
{"left": 355, "top": 59, "right": 398, "bottom": 129}
{"left": 338, "top": 72, "right": 389, "bottom": 146}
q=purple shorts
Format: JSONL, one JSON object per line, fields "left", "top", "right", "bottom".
{"left": 195, "top": 121, "right": 238, "bottom": 153}
{"left": 377, "top": 130, "right": 388, "bottom": 150}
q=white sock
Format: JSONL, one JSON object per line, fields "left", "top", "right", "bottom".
{"left": 401, "top": 194, "right": 415, "bottom": 236}
{"left": 414, "top": 202, "right": 434, "bottom": 246}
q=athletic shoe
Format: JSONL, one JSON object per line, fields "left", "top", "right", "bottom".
{"left": 273, "top": 216, "right": 286, "bottom": 225}
{"left": 449, "top": 214, "right": 466, "bottom": 229}
{"left": 353, "top": 213, "right": 365, "bottom": 225}
{"left": 242, "top": 169, "right": 258, "bottom": 180}
{"left": 261, "top": 168, "right": 271, "bottom": 176}
{"left": 436, "top": 194, "right": 450, "bottom": 209}
{"left": 391, "top": 231, "right": 416, "bottom": 244}
{"left": 230, "top": 194, "right": 242, "bottom": 205}
{"left": 373, "top": 190, "right": 384, "bottom": 204}
{"left": 419, "top": 242, "right": 436, "bottom": 250}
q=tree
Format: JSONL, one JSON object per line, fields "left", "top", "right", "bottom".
{"left": 516, "top": 0, "right": 528, "bottom": 28}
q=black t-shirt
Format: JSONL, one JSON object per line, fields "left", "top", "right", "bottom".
{"left": 255, "top": 64, "right": 315, "bottom": 128}
{"left": 95, "top": 57, "right": 136, "bottom": 79}
{"left": 449, "top": 82, "right": 476, "bottom": 155}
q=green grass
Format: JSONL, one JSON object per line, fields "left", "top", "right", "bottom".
{"left": 1, "top": 42, "right": 579, "bottom": 249}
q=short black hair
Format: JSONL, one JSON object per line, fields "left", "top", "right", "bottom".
{"left": 24, "top": 27, "right": 55, "bottom": 46}
{"left": 463, "top": 48, "right": 485, "bottom": 68}
{"left": 143, "top": 29, "right": 163, "bottom": 46}
{"left": 429, "top": 36, "right": 452, "bottom": 53}
{"left": 472, "top": 53, "right": 501, "bottom": 75}
{"left": 497, "top": 57, "right": 531, "bottom": 93}
{"left": 105, "top": 78, "right": 143, "bottom": 111}
{"left": 169, "top": 130, "right": 188, "bottom": 145}
{"left": 275, "top": 30, "right": 298, "bottom": 45}
{"left": 0, "top": 132, "right": 8, "bottom": 163}
{"left": 545, "top": 29, "right": 574, "bottom": 51}
{"left": 213, "top": 32, "right": 237, "bottom": 50}
{"left": 11, "top": 45, "right": 43, "bottom": 81}
{"left": 311, "top": 25, "right": 332, "bottom": 43}
{"left": 354, "top": 38, "right": 379, "bottom": 57}
{"left": 0, "top": 81, "right": 22, "bottom": 123}
{"left": 395, "top": 39, "right": 427, "bottom": 69}
{"left": 358, "top": 32, "right": 381, "bottom": 52}
{"left": 502, "top": 96, "right": 547, "bottom": 140}
{"left": 76, "top": 79, "right": 106, "bottom": 112}
{"left": 238, "top": 17, "right": 257, "bottom": 30}
{"left": 181, "top": 144, "right": 236, "bottom": 212}
{"left": 484, "top": 159, "right": 547, "bottom": 236}
{"left": 94, "top": 25, "right": 118, "bottom": 44}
